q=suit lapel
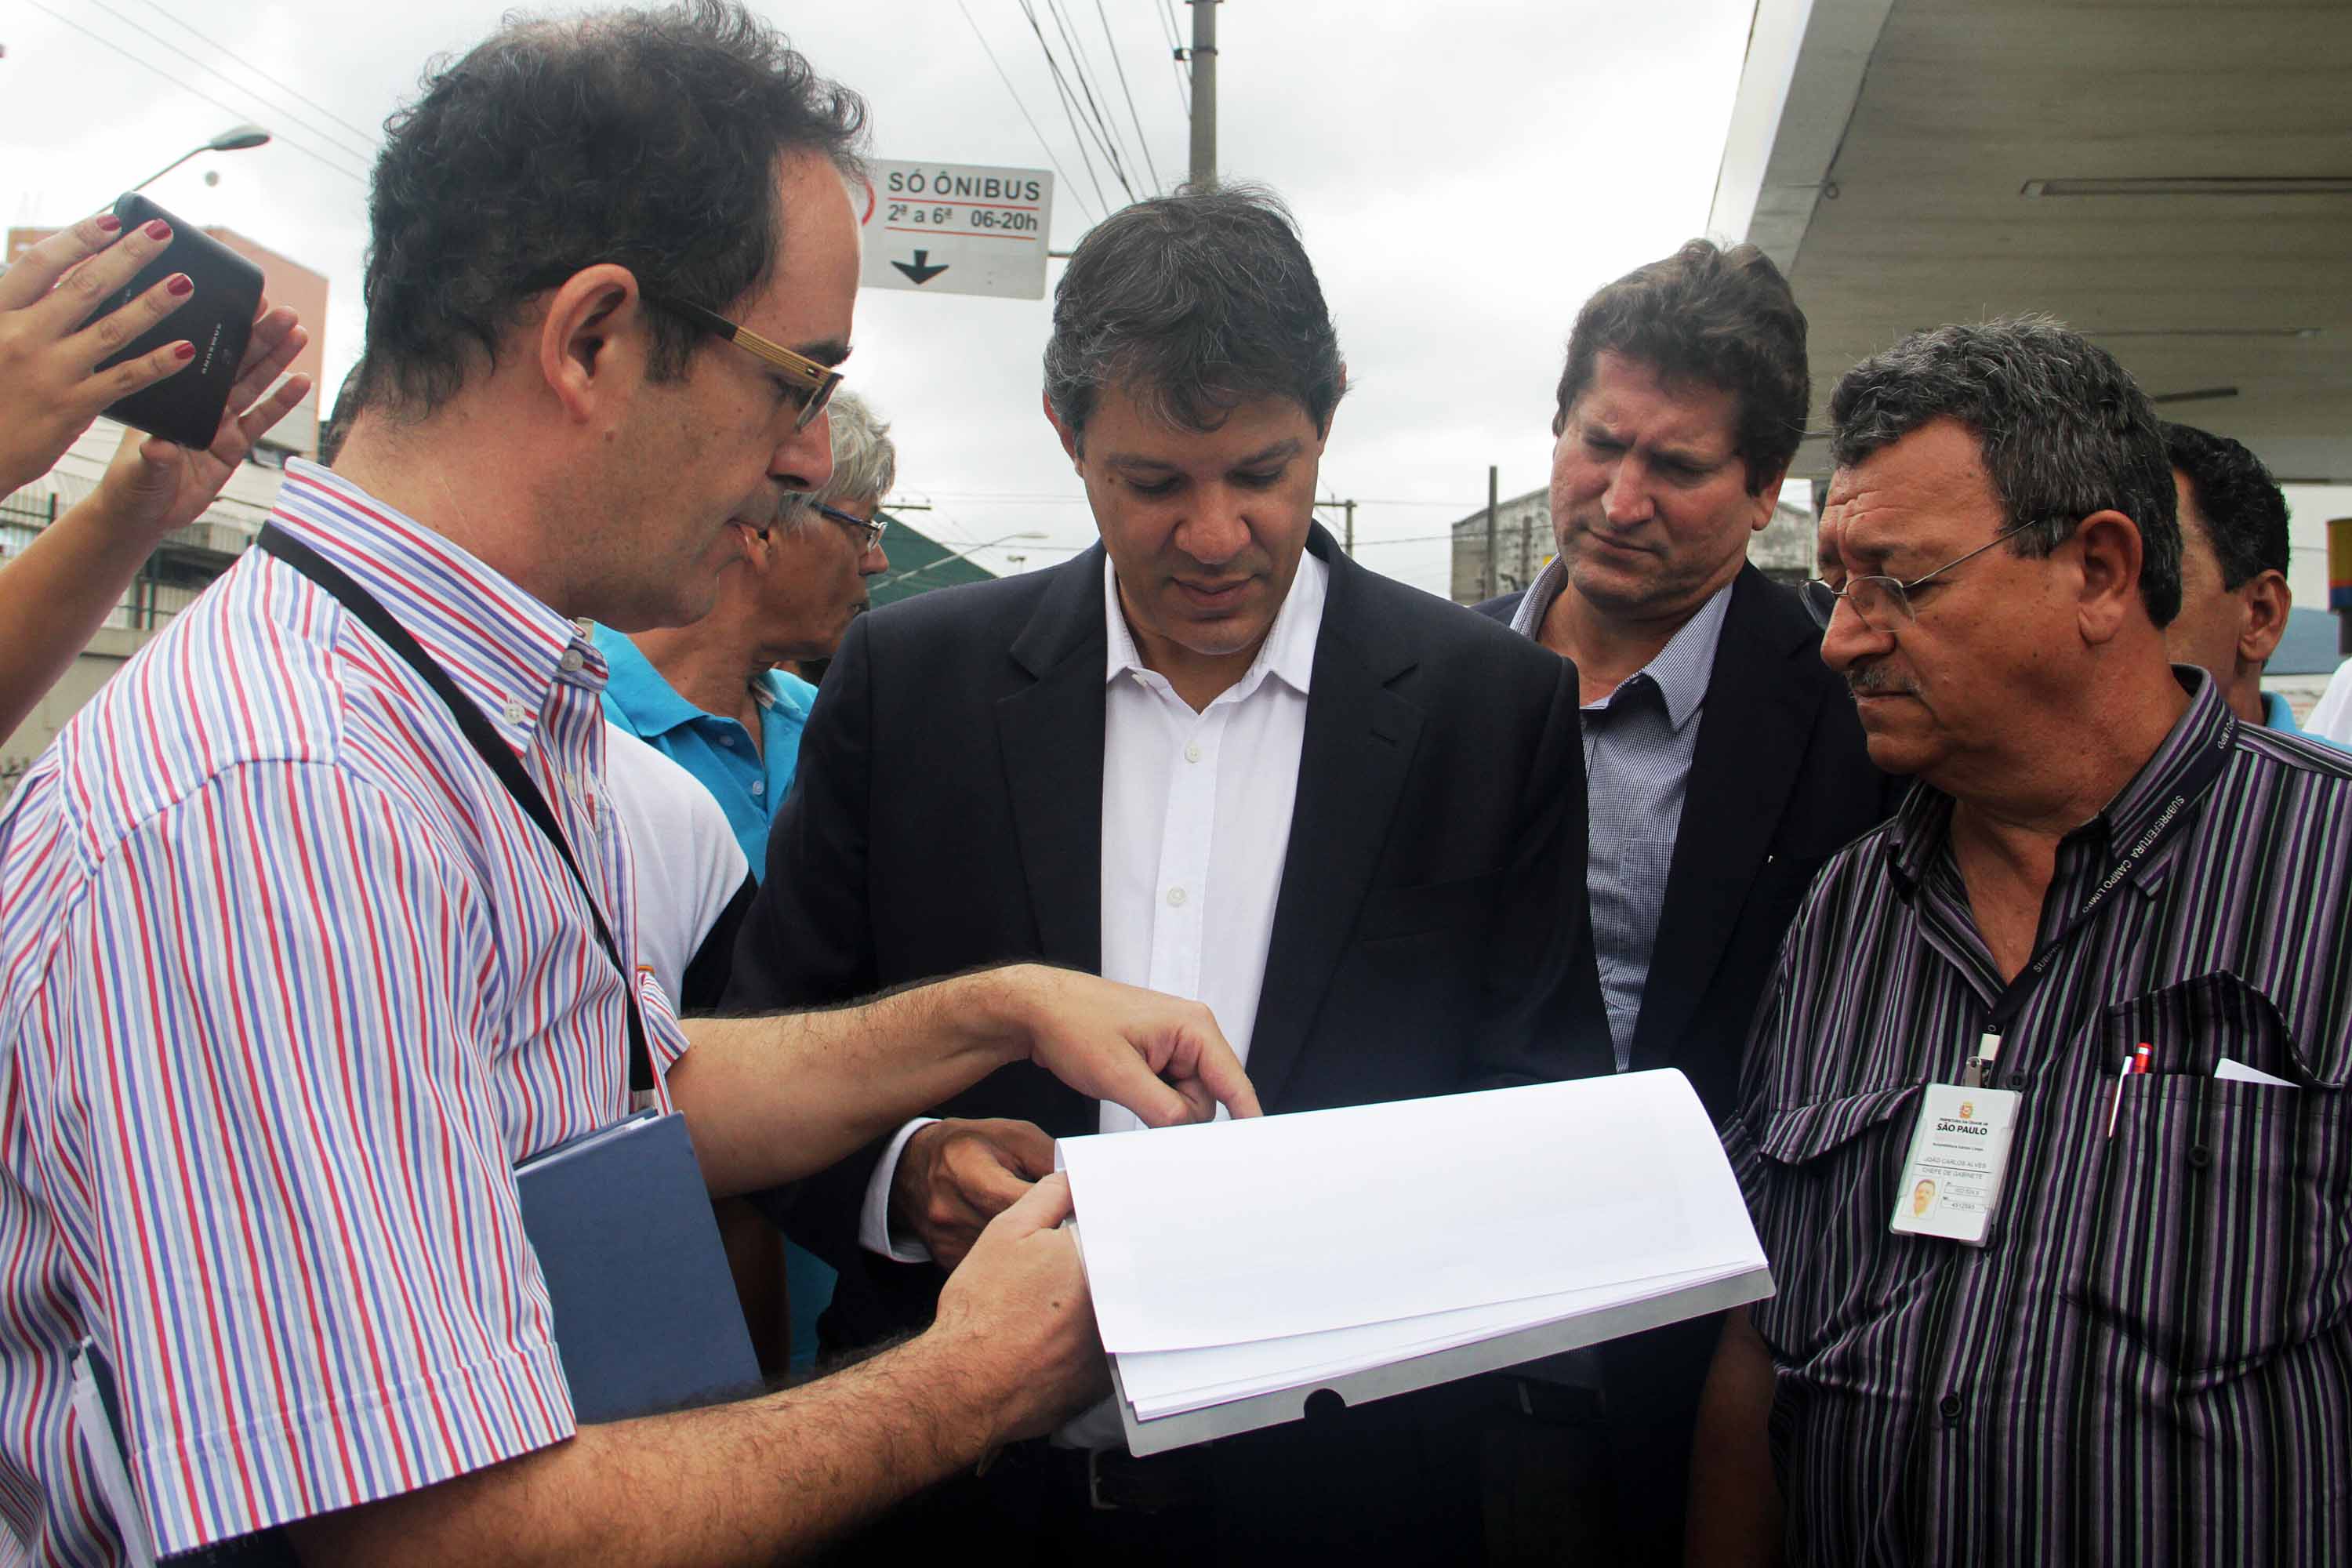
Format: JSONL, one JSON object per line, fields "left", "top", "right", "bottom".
{"left": 996, "top": 548, "right": 1109, "bottom": 972}
{"left": 1632, "top": 568, "right": 1817, "bottom": 1069}
{"left": 1247, "top": 535, "right": 1422, "bottom": 1108}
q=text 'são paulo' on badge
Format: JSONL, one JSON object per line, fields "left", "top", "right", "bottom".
{"left": 1889, "top": 1084, "right": 2021, "bottom": 1247}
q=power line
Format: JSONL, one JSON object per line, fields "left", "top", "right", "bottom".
{"left": 1092, "top": 0, "right": 1161, "bottom": 194}
{"left": 1014, "top": 0, "right": 1116, "bottom": 215}
{"left": 128, "top": 0, "right": 383, "bottom": 154}
{"left": 84, "top": 0, "right": 379, "bottom": 169}
{"left": 956, "top": 0, "right": 1101, "bottom": 226}
{"left": 1044, "top": 0, "right": 1138, "bottom": 201}
{"left": 20, "top": 1, "right": 369, "bottom": 186}
{"left": 1156, "top": 0, "right": 1192, "bottom": 120}
{"left": 1022, "top": 0, "right": 1134, "bottom": 207}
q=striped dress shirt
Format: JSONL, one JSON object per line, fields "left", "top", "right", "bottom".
{"left": 1723, "top": 669, "right": 2352, "bottom": 1564}
{"left": 0, "top": 460, "right": 688, "bottom": 1565}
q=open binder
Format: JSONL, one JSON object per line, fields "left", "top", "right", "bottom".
{"left": 1058, "top": 1069, "right": 1773, "bottom": 1456}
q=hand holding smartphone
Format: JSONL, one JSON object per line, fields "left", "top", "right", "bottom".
{"left": 93, "top": 194, "right": 267, "bottom": 449}
{"left": 0, "top": 209, "right": 211, "bottom": 493}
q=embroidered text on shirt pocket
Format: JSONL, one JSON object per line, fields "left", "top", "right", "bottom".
{"left": 2071, "top": 975, "right": 2352, "bottom": 1381}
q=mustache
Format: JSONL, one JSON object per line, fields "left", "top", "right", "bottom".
{"left": 1846, "top": 662, "right": 1918, "bottom": 699}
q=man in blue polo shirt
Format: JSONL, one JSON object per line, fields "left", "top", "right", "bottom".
{"left": 595, "top": 632, "right": 819, "bottom": 868}
{"left": 595, "top": 390, "right": 897, "bottom": 1370}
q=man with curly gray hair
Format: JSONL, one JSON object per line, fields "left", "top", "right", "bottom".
{"left": 1690, "top": 316, "right": 2352, "bottom": 1566}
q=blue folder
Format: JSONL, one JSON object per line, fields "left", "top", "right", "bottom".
{"left": 79, "top": 1111, "right": 760, "bottom": 1561}
{"left": 514, "top": 1109, "right": 764, "bottom": 1423}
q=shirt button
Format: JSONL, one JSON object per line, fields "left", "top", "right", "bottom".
{"left": 1185, "top": 742, "right": 1202, "bottom": 764}
{"left": 558, "top": 648, "right": 585, "bottom": 673}
{"left": 1167, "top": 887, "right": 1187, "bottom": 908}
{"left": 1937, "top": 1392, "right": 1965, "bottom": 1424}
{"left": 2187, "top": 1144, "right": 2212, "bottom": 1171}
{"left": 751, "top": 779, "right": 765, "bottom": 796}
{"left": 721, "top": 733, "right": 739, "bottom": 748}
{"left": 501, "top": 701, "right": 528, "bottom": 725}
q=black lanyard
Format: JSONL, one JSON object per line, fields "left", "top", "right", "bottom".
{"left": 1962, "top": 706, "right": 2237, "bottom": 1087}
{"left": 256, "top": 525, "right": 654, "bottom": 1094}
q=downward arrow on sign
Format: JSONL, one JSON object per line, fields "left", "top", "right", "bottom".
{"left": 892, "top": 249, "right": 949, "bottom": 285}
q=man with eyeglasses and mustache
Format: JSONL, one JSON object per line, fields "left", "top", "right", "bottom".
{"left": 0, "top": 9, "right": 1268, "bottom": 1562}
{"left": 1473, "top": 239, "right": 1894, "bottom": 1564}
{"left": 1689, "top": 316, "right": 2352, "bottom": 1566}
{"left": 728, "top": 181, "right": 1613, "bottom": 1563}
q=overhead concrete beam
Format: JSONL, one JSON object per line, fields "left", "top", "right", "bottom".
{"left": 1706, "top": 0, "right": 1896, "bottom": 271}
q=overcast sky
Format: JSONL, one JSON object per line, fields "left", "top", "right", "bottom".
{"left": 2, "top": 0, "right": 1765, "bottom": 594}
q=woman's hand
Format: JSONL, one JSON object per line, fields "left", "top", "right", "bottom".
{"left": 89, "top": 303, "right": 312, "bottom": 543}
{"left": 0, "top": 210, "right": 211, "bottom": 495}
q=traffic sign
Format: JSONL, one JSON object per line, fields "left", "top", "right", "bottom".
{"left": 858, "top": 159, "right": 1054, "bottom": 301}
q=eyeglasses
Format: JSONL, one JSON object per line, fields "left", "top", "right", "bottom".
{"left": 637, "top": 288, "right": 843, "bottom": 433}
{"left": 1800, "top": 521, "right": 2038, "bottom": 632}
{"left": 813, "top": 502, "right": 888, "bottom": 554}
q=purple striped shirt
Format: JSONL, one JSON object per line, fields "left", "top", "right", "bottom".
{"left": 1724, "top": 670, "right": 2352, "bottom": 1563}
{"left": 0, "top": 461, "right": 688, "bottom": 1564}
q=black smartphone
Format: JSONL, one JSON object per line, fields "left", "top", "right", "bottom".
{"left": 94, "top": 193, "right": 266, "bottom": 449}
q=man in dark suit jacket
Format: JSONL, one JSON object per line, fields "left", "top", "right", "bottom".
{"left": 1475, "top": 561, "right": 1893, "bottom": 1116}
{"left": 1471, "top": 241, "right": 1899, "bottom": 1565}
{"left": 727, "top": 186, "right": 1610, "bottom": 1563}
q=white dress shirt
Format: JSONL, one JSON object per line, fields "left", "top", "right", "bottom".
{"left": 601, "top": 724, "right": 749, "bottom": 1007}
{"left": 857, "top": 550, "right": 1330, "bottom": 1258}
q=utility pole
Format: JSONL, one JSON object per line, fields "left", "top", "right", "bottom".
{"left": 1315, "top": 497, "right": 1358, "bottom": 556}
{"left": 1483, "top": 466, "right": 1500, "bottom": 601}
{"left": 1188, "top": 0, "right": 1218, "bottom": 186}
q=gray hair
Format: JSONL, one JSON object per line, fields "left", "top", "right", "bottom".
{"left": 1042, "top": 181, "right": 1345, "bottom": 448}
{"left": 1828, "top": 314, "right": 2180, "bottom": 626}
{"left": 779, "top": 390, "right": 896, "bottom": 528}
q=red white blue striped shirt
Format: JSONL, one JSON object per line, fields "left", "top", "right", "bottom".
{"left": 0, "top": 460, "right": 688, "bottom": 1564}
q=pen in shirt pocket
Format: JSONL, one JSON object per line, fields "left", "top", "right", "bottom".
{"left": 2104, "top": 1043, "right": 2151, "bottom": 1140}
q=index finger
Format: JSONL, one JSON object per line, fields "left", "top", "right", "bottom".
{"left": 28, "top": 214, "right": 175, "bottom": 335}
{"left": 1162, "top": 1015, "right": 1263, "bottom": 1121}
{"left": 953, "top": 1145, "right": 1040, "bottom": 1216}
{"left": 0, "top": 211, "right": 122, "bottom": 313}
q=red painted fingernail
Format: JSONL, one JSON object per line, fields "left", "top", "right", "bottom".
{"left": 96, "top": 215, "right": 122, "bottom": 235}
{"left": 144, "top": 219, "right": 171, "bottom": 241}
{"left": 166, "top": 274, "right": 194, "bottom": 298}
{"left": 173, "top": 342, "right": 195, "bottom": 361}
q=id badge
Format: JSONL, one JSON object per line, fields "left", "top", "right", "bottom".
{"left": 1889, "top": 1083, "right": 2020, "bottom": 1247}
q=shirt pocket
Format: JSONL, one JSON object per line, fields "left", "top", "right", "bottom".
{"left": 2068, "top": 974, "right": 2352, "bottom": 1378}
{"left": 1756, "top": 1084, "right": 1933, "bottom": 1365}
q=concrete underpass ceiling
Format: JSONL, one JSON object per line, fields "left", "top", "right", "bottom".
{"left": 1710, "top": 0, "right": 2352, "bottom": 483}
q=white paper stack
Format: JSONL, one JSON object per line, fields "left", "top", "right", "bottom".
{"left": 1057, "top": 1069, "right": 1773, "bottom": 1455}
